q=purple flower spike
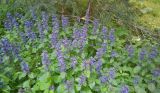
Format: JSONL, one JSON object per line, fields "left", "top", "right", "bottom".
{"left": 21, "top": 61, "right": 30, "bottom": 74}
{"left": 126, "top": 45, "right": 134, "bottom": 57}
{"left": 4, "top": 20, "right": 12, "bottom": 30}
{"left": 65, "top": 80, "right": 73, "bottom": 91}
{"left": 51, "top": 31, "right": 58, "bottom": 48}
{"left": 42, "top": 51, "right": 51, "bottom": 70}
{"left": 109, "top": 68, "right": 116, "bottom": 79}
{"left": 149, "top": 47, "right": 158, "bottom": 59}
{"left": 93, "top": 19, "right": 99, "bottom": 34}
{"left": 96, "top": 59, "right": 102, "bottom": 74}
{"left": 96, "top": 48, "right": 104, "bottom": 59}
{"left": 79, "top": 75, "right": 86, "bottom": 85}
{"left": 19, "top": 32, "right": 27, "bottom": 43}
{"left": 38, "top": 23, "right": 44, "bottom": 40}
{"left": 139, "top": 48, "right": 146, "bottom": 61}
{"left": 83, "top": 59, "right": 90, "bottom": 69}
{"left": 52, "top": 15, "right": 59, "bottom": 32}
{"left": 56, "top": 49, "right": 66, "bottom": 72}
{"left": 30, "top": 9, "right": 36, "bottom": 21}
{"left": 1, "top": 38, "right": 12, "bottom": 54}
{"left": 61, "top": 15, "right": 69, "bottom": 29}
{"left": 99, "top": 75, "right": 108, "bottom": 83}
{"left": 121, "top": 85, "right": 129, "bottom": 93}
{"left": 41, "top": 12, "right": 49, "bottom": 31}
{"left": 109, "top": 29, "right": 115, "bottom": 44}
{"left": 152, "top": 69, "right": 160, "bottom": 77}
{"left": 6, "top": 12, "right": 12, "bottom": 20}
{"left": 102, "top": 26, "right": 107, "bottom": 40}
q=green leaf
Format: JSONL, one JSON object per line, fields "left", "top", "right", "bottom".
{"left": 148, "top": 83, "right": 155, "bottom": 92}
{"left": 135, "top": 86, "right": 146, "bottom": 93}
{"left": 89, "top": 82, "right": 95, "bottom": 89}
{"left": 23, "top": 80, "right": 30, "bottom": 88}
{"left": 133, "top": 66, "right": 141, "bottom": 74}
{"left": 84, "top": 70, "right": 90, "bottom": 78}
{"left": 19, "top": 72, "right": 27, "bottom": 79}
{"left": 57, "top": 84, "right": 65, "bottom": 93}
{"left": 28, "top": 73, "right": 35, "bottom": 79}
{"left": 60, "top": 72, "right": 66, "bottom": 79}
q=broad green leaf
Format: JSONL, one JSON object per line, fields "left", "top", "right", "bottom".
{"left": 148, "top": 83, "right": 155, "bottom": 92}
{"left": 133, "top": 66, "right": 141, "bottom": 74}
{"left": 23, "top": 80, "right": 30, "bottom": 88}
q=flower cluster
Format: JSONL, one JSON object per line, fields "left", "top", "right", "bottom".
{"left": 56, "top": 48, "right": 66, "bottom": 72}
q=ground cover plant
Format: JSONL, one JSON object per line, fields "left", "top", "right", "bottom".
{"left": 0, "top": 4, "right": 160, "bottom": 93}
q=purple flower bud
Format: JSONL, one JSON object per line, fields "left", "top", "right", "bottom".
{"left": 109, "top": 68, "right": 116, "bottom": 79}
{"left": 21, "top": 61, "right": 30, "bottom": 74}
{"left": 71, "top": 57, "right": 77, "bottom": 69}
{"left": 109, "top": 29, "right": 115, "bottom": 44}
{"left": 121, "top": 85, "right": 129, "bottom": 93}
{"left": 42, "top": 51, "right": 51, "bottom": 70}
{"left": 149, "top": 47, "right": 158, "bottom": 59}
{"left": 99, "top": 75, "right": 108, "bottom": 83}
{"left": 61, "top": 15, "right": 69, "bottom": 29}
{"left": 79, "top": 75, "right": 86, "bottom": 85}
{"left": 139, "top": 48, "right": 146, "bottom": 61}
